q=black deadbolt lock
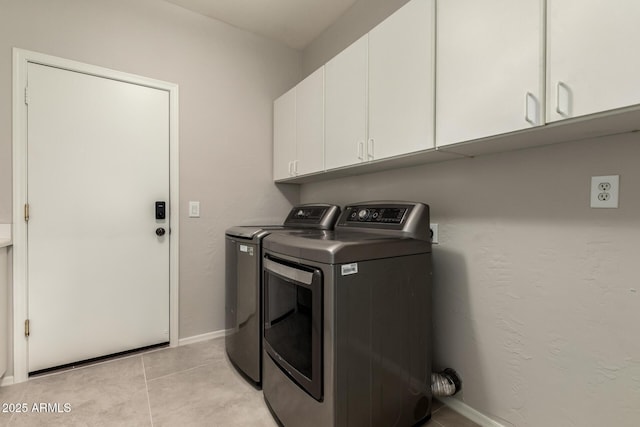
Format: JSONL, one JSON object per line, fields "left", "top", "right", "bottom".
{"left": 155, "top": 201, "right": 166, "bottom": 220}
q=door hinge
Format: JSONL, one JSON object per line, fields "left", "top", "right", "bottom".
{"left": 24, "top": 86, "right": 29, "bottom": 105}
{"left": 24, "top": 203, "right": 30, "bottom": 222}
{"left": 25, "top": 319, "right": 30, "bottom": 337}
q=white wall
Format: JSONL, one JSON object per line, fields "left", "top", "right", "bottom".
{"left": 300, "top": 135, "right": 640, "bottom": 426}
{"left": 301, "top": 0, "right": 409, "bottom": 76}
{"left": 0, "top": 0, "right": 301, "bottom": 375}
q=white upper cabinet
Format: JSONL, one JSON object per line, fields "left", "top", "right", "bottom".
{"left": 368, "top": 0, "right": 435, "bottom": 160}
{"left": 325, "top": 35, "right": 368, "bottom": 170}
{"left": 436, "top": 0, "right": 544, "bottom": 147}
{"left": 296, "top": 67, "right": 325, "bottom": 176}
{"left": 273, "top": 87, "right": 296, "bottom": 181}
{"left": 547, "top": 0, "right": 640, "bottom": 122}
{"left": 273, "top": 68, "right": 325, "bottom": 180}
{"left": 274, "top": 0, "right": 640, "bottom": 183}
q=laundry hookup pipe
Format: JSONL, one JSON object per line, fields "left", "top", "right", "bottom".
{"left": 431, "top": 368, "right": 462, "bottom": 397}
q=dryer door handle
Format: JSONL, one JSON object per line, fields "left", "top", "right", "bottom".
{"left": 264, "top": 258, "right": 313, "bottom": 285}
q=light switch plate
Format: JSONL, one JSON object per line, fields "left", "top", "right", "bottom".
{"left": 189, "top": 201, "right": 200, "bottom": 218}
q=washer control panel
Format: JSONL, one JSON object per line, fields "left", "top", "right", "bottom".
{"left": 337, "top": 201, "right": 430, "bottom": 240}
{"left": 346, "top": 206, "right": 408, "bottom": 224}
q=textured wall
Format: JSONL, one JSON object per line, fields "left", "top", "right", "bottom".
{"left": 301, "top": 0, "right": 410, "bottom": 77}
{"left": 300, "top": 134, "right": 640, "bottom": 426}
{"left": 0, "top": 0, "right": 301, "bottom": 365}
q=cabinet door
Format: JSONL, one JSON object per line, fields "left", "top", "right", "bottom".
{"left": 325, "top": 35, "right": 368, "bottom": 170}
{"left": 436, "top": 0, "right": 544, "bottom": 147}
{"left": 273, "top": 87, "right": 296, "bottom": 181}
{"left": 547, "top": 0, "right": 640, "bottom": 122}
{"left": 368, "top": 0, "right": 435, "bottom": 160}
{"left": 296, "top": 67, "right": 325, "bottom": 175}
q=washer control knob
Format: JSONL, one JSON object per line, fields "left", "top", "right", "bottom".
{"left": 357, "top": 209, "right": 369, "bottom": 220}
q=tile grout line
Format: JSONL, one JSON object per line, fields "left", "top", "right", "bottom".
{"left": 430, "top": 400, "right": 445, "bottom": 427}
{"left": 145, "top": 360, "right": 218, "bottom": 383}
{"left": 141, "top": 355, "right": 155, "bottom": 427}
{"left": 430, "top": 413, "right": 444, "bottom": 426}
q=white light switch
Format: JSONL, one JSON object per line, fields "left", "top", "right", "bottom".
{"left": 189, "top": 201, "right": 200, "bottom": 218}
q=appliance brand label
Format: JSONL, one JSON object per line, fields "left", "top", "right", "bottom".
{"left": 239, "top": 245, "right": 254, "bottom": 256}
{"left": 341, "top": 263, "right": 358, "bottom": 276}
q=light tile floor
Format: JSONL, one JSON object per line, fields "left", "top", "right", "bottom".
{"left": 0, "top": 338, "right": 479, "bottom": 427}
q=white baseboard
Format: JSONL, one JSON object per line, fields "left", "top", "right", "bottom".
{"left": 438, "top": 396, "right": 507, "bottom": 427}
{"left": 1, "top": 375, "right": 15, "bottom": 387}
{"left": 178, "top": 329, "right": 231, "bottom": 346}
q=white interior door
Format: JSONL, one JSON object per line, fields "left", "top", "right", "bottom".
{"left": 27, "top": 63, "right": 170, "bottom": 372}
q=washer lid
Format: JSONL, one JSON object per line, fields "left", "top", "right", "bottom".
{"left": 225, "top": 225, "right": 285, "bottom": 240}
{"left": 226, "top": 203, "right": 341, "bottom": 240}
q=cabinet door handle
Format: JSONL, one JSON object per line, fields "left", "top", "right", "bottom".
{"left": 367, "top": 138, "right": 374, "bottom": 161}
{"left": 525, "top": 92, "right": 538, "bottom": 126}
{"left": 556, "top": 81, "right": 571, "bottom": 117}
{"left": 357, "top": 141, "right": 364, "bottom": 161}
{"left": 293, "top": 160, "right": 298, "bottom": 175}
{"left": 288, "top": 161, "right": 293, "bottom": 176}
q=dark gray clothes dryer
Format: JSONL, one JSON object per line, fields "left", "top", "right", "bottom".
{"left": 261, "top": 201, "right": 433, "bottom": 427}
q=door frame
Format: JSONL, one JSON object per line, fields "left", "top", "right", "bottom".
{"left": 11, "top": 48, "right": 180, "bottom": 383}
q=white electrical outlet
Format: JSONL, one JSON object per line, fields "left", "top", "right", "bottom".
{"left": 430, "top": 223, "right": 438, "bottom": 244}
{"left": 590, "top": 175, "right": 619, "bottom": 208}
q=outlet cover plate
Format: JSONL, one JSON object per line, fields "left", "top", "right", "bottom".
{"left": 590, "top": 175, "right": 619, "bottom": 208}
{"left": 430, "top": 223, "right": 438, "bottom": 244}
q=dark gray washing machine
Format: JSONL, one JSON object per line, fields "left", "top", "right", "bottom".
{"left": 225, "top": 204, "right": 341, "bottom": 386}
{"left": 261, "top": 201, "right": 433, "bottom": 427}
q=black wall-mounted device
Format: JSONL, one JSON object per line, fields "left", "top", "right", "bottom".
{"left": 155, "top": 201, "right": 166, "bottom": 220}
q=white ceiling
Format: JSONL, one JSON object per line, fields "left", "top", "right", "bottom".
{"left": 163, "top": 0, "right": 359, "bottom": 50}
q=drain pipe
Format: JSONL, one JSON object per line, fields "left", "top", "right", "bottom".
{"left": 431, "top": 368, "right": 462, "bottom": 397}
